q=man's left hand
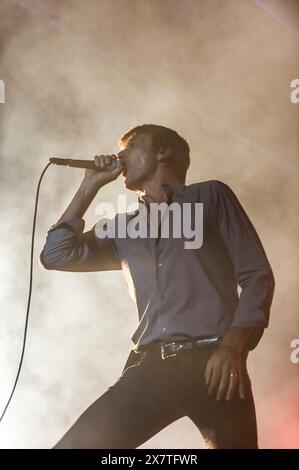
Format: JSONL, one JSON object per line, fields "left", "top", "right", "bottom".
{"left": 204, "top": 349, "right": 245, "bottom": 401}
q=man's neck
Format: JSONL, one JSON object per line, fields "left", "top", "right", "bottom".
{"left": 137, "top": 178, "right": 182, "bottom": 204}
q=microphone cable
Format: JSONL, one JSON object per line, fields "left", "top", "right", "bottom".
{"left": 0, "top": 161, "right": 53, "bottom": 423}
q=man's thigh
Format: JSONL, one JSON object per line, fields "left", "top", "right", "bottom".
{"left": 53, "top": 352, "right": 182, "bottom": 449}
{"left": 181, "top": 359, "right": 258, "bottom": 448}
{"left": 199, "top": 371, "right": 258, "bottom": 449}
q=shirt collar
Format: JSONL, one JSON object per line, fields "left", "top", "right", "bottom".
{"left": 137, "top": 181, "right": 186, "bottom": 205}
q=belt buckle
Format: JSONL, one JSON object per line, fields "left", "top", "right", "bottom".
{"left": 160, "top": 342, "right": 178, "bottom": 360}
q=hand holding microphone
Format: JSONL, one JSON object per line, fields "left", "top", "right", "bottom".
{"left": 84, "top": 154, "right": 125, "bottom": 189}
{"left": 50, "top": 154, "right": 126, "bottom": 190}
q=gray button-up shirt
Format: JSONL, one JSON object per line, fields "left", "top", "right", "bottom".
{"left": 40, "top": 180, "right": 275, "bottom": 348}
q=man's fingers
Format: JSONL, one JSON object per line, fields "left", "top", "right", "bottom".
{"left": 208, "top": 366, "right": 221, "bottom": 396}
{"left": 205, "top": 352, "right": 244, "bottom": 401}
{"left": 216, "top": 367, "right": 231, "bottom": 401}
{"left": 225, "top": 372, "right": 238, "bottom": 401}
{"left": 94, "top": 155, "right": 101, "bottom": 168}
{"left": 205, "top": 362, "right": 213, "bottom": 386}
{"left": 94, "top": 155, "right": 116, "bottom": 171}
{"left": 238, "top": 373, "right": 246, "bottom": 400}
{"left": 111, "top": 163, "right": 125, "bottom": 177}
{"left": 94, "top": 155, "right": 106, "bottom": 169}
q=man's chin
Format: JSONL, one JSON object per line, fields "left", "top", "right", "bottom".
{"left": 123, "top": 175, "right": 139, "bottom": 191}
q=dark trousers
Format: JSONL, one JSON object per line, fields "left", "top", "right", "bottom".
{"left": 53, "top": 343, "right": 258, "bottom": 449}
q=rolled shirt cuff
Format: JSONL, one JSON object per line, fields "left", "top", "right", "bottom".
{"left": 49, "top": 217, "right": 85, "bottom": 236}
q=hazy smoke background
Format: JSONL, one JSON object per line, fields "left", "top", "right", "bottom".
{"left": 0, "top": 0, "right": 298, "bottom": 448}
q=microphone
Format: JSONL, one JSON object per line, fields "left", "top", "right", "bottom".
{"left": 49, "top": 157, "right": 124, "bottom": 172}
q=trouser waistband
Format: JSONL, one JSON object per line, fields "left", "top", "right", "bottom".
{"left": 134, "top": 336, "right": 222, "bottom": 360}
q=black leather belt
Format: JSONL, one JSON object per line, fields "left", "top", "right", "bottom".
{"left": 134, "top": 336, "right": 222, "bottom": 360}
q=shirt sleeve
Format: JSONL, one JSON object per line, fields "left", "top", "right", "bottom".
{"left": 211, "top": 180, "right": 275, "bottom": 328}
{"left": 39, "top": 217, "right": 122, "bottom": 272}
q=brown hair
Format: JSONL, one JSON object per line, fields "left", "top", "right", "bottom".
{"left": 119, "top": 124, "right": 190, "bottom": 182}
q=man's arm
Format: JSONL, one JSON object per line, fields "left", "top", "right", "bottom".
{"left": 205, "top": 180, "right": 275, "bottom": 401}
{"left": 213, "top": 181, "right": 275, "bottom": 329}
{"left": 39, "top": 218, "right": 122, "bottom": 272}
{"left": 39, "top": 154, "right": 124, "bottom": 272}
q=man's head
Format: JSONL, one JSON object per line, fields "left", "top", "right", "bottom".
{"left": 118, "top": 124, "right": 190, "bottom": 191}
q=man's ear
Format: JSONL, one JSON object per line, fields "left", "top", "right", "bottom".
{"left": 157, "top": 147, "right": 172, "bottom": 162}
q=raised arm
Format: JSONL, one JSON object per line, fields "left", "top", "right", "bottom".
{"left": 39, "top": 154, "right": 125, "bottom": 272}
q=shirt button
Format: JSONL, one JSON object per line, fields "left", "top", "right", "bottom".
{"left": 161, "top": 327, "right": 166, "bottom": 333}
{"left": 157, "top": 262, "right": 162, "bottom": 268}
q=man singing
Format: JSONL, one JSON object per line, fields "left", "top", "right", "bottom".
{"left": 40, "top": 124, "right": 275, "bottom": 448}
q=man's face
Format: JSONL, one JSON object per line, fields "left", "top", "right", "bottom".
{"left": 118, "top": 133, "right": 158, "bottom": 190}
